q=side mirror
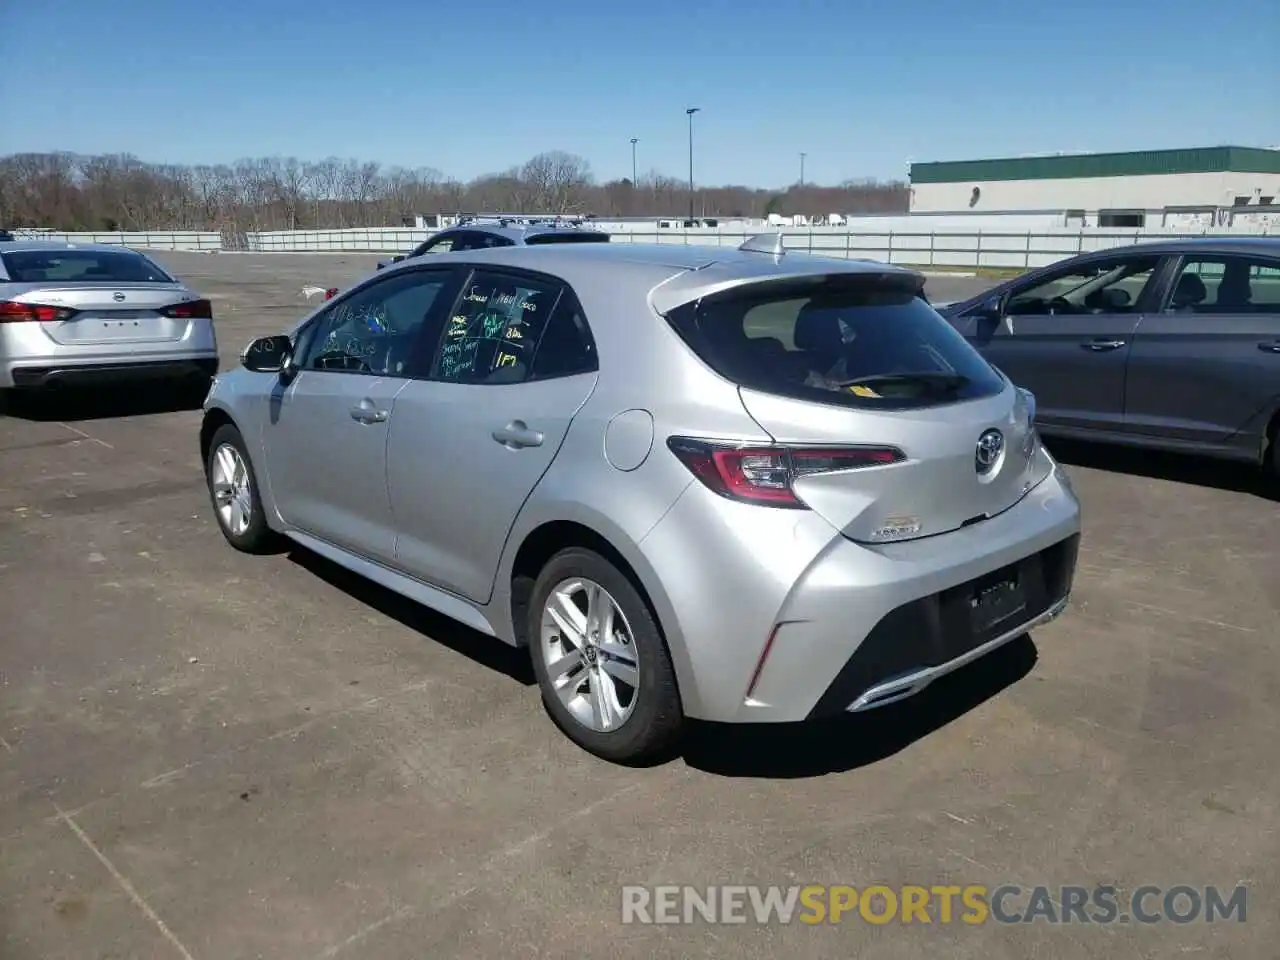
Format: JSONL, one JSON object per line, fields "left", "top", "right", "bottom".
{"left": 972, "top": 294, "right": 1003, "bottom": 321}
{"left": 241, "top": 334, "right": 292, "bottom": 373}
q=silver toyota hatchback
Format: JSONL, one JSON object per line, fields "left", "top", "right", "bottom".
{"left": 200, "top": 238, "right": 1081, "bottom": 763}
{"left": 0, "top": 241, "right": 219, "bottom": 394}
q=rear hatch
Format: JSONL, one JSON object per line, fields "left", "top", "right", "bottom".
{"left": 662, "top": 271, "right": 1044, "bottom": 543}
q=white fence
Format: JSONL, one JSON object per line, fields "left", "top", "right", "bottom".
{"left": 246, "top": 228, "right": 430, "bottom": 254}
{"left": 8, "top": 229, "right": 224, "bottom": 251}
{"left": 243, "top": 224, "right": 1275, "bottom": 270}
{"left": 10, "top": 224, "right": 1276, "bottom": 270}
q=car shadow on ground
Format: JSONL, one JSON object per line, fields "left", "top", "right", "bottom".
{"left": 286, "top": 542, "right": 1038, "bottom": 776}
{"left": 286, "top": 547, "right": 537, "bottom": 687}
{"left": 1045, "top": 437, "right": 1278, "bottom": 501}
{"left": 0, "top": 383, "right": 209, "bottom": 422}
{"left": 679, "top": 636, "right": 1038, "bottom": 778}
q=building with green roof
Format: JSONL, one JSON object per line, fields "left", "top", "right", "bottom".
{"left": 908, "top": 146, "right": 1280, "bottom": 227}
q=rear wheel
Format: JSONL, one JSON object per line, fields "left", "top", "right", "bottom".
{"left": 528, "top": 548, "right": 683, "bottom": 764}
{"left": 204, "top": 423, "right": 277, "bottom": 554}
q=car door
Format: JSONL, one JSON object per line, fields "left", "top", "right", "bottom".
{"left": 961, "top": 253, "right": 1164, "bottom": 432}
{"left": 1123, "top": 251, "right": 1280, "bottom": 447}
{"left": 263, "top": 266, "right": 461, "bottom": 563}
{"left": 386, "top": 268, "right": 600, "bottom": 603}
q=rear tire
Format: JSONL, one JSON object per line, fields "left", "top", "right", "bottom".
{"left": 528, "top": 548, "right": 683, "bottom": 764}
{"left": 204, "top": 423, "right": 278, "bottom": 554}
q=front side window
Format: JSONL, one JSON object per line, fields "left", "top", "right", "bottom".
{"left": 665, "top": 275, "right": 1007, "bottom": 410}
{"left": 296, "top": 270, "right": 450, "bottom": 376}
{"left": 1164, "top": 255, "right": 1280, "bottom": 315}
{"left": 1005, "top": 256, "right": 1161, "bottom": 316}
{"left": 471, "top": 232, "right": 513, "bottom": 249}
{"left": 0, "top": 249, "right": 173, "bottom": 283}
{"left": 430, "top": 270, "right": 566, "bottom": 384}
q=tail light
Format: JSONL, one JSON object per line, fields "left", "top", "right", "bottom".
{"left": 0, "top": 300, "right": 77, "bottom": 323}
{"left": 325, "top": 288, "right": 339, "bottom": 300}
{"left": 666, "top": 437, "right": 905, "bottom": 509}
{"left": 161, "top": 298, "right": 213, "bottom": 319}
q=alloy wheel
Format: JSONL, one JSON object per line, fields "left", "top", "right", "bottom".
{"left": 210, "top": 442, "right": 254, "bottom": 537}
{"left": 539, "top": 577, "right": 641, "bottom": 732}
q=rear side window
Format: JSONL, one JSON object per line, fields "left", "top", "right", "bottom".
{"left": 530, "top": 289, "right": 597, "bottom": 379}
{"left": 524, "top": 232, "right": 610, "bottom": 245}
{"left": 664, "top": 276, "right": 1007, "bottom": 410}
{"left": 0, "top": 249, "right": 173, "bottom": 283}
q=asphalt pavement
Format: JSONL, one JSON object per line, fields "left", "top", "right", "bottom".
{"left": 1, "top": 251, "right": 1276, "bottom": 960}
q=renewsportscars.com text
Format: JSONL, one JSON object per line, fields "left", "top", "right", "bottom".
{"left": 621, "top": 884, "right": 1247, "bottom": 926}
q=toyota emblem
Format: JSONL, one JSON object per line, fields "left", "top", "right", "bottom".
{"left": 975, "top": 429, "right": 1004, "bottom": 474}
{"left": 112, "top": 292, "right": 126, "bottom": 302}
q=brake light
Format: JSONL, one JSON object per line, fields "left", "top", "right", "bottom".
{"left": 666, "top": 437, "right": 905, "bottom": 508}
{"left": 0, "top": 300, "right": 77, "bottom": 323}
{"left": 161, "top": 298, "right": 213, "bottom": 319}
{"left": 325, "top": 287, "right": 338, "bottom": 300}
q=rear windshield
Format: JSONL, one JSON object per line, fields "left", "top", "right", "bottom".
{"left": 0, "top": 249, "right": 173, "bottom": 284}
{"left": 664, "top": 275, "right": 1007, "bottom": 410}
{"left": 524, "top": 232, "right": 610, "bottom": 244}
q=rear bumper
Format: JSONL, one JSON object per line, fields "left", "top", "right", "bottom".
{"left": 6, "top": 357, "right": 218, "bottom": 389}
{"left": 0, "top": 317, "right": 219, "bottom": 388}
{"left": 639, "top": 456, "right": 1081, "bottom": 723}
{"left": 807, "top": 533, "right": 1077, "bottom": 717}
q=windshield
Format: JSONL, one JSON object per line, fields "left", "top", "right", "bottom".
{"left": 0, "top": 249, "right": 174, "bottom": 284}
{"left": 664, "top": 276, "right": 1007, "bottom": 410}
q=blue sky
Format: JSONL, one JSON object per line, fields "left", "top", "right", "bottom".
{"left": 2, "top": 0, "right": 1277, "bottom": 187}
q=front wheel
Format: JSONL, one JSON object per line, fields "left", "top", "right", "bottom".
{"left": 204, "top": 423, "right": 278, "bottom": 554}
{"left": 528, "top": 548, "right": 683, "bottom": 764}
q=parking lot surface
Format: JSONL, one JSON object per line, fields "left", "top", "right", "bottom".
{"left": 2, "top": 252, "right": 1277, "bottom": 959}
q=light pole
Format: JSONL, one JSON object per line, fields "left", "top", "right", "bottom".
{"left": 799, "top": 152, "right": 806, "bottom": 188}
{"left": 630, "top": 138, "right": 639, "bottom": 186}
{"left": 686, "top": 107, "right": 700, "bottom": 221}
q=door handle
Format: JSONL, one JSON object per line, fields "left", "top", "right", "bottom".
{"left": 349, "top": 400, "right": 389, "bottom": 424}
{"left": 492, "top": 420, "right": 544, "bottom": 449}
{"left": 1258, "top": 341, "right": 1280, "bottom": 354}
{"left": 1081, "top": 339, "right": 1126, "bottom": 352}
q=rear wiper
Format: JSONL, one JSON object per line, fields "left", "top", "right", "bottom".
{"left": 834, "top": 372, "right": 970, "bottom": 392}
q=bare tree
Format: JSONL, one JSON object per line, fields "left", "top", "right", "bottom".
{"left": 0, "top": 149, "right": 908, "bottom": 230}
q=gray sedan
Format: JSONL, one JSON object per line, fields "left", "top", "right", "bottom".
{"left": 938, "top": 237, "right": 1280, "bottom": 478}
{"left": 0, "top": 241, "right": 219, "bottom": 394}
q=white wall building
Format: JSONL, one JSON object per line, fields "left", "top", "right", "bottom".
{"left": 909, "top": 146, "right": 1280, "bottom": 228}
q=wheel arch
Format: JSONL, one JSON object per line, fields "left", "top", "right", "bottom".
{"left": 502, "top": 513, "right": 699, "bottom": 716}
{"left": 199, "top": 404, "right": 238, "bottom": 467}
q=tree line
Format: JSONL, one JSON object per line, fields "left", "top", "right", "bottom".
{"left": 0, "top": 150, "right": 909, "bottom": 234}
